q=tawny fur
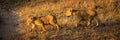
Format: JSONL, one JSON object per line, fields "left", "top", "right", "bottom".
{"left": 27, "top": 15, "right": 59, "bottom": 32}
{"left": 65, "top": 8, "right": 99, "bottom": 28}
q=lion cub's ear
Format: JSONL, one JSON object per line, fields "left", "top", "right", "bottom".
{"left": 65, "top": 8, "right": 72, "bottom": 17}
{"left": 26, "top": 16, "right": 33, "bottom": 25}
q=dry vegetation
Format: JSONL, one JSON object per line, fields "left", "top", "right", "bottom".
{"left": 0, "top": 0, "right": 120, "bottom": 40}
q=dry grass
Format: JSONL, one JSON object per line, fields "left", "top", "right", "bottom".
{"left": 9, "top": 0, "right": 120, "bottom": 40}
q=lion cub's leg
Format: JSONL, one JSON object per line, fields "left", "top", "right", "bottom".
{"left": 49, "top": 20, "right": 59, "bottom": 31}
{"left": 47, "top": 15, "right": 59, "bottom": 31}
{"left": 87, "top": 16, "right": 91, "bottom": 29}
{"left": 94, "top": 17, "right": 99, "bottom": 27}
{"left": 34, "top": 18, "right": 46, "bottom": 32}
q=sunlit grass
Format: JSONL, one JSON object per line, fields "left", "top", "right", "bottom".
{"left": 14, "top": 0, "right": 120, "bottom": 40}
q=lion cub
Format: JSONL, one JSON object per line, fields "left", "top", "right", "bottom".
{"left": 27, "top": 15, "right": 59, "bottom": 32}
{"left": 65, "top": 8, "right": 99, "bottom": 28}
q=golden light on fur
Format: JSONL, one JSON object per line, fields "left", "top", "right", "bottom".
{"left": 40, "top": 15, "right": 59, "bottom": 31}
{"left": 65, "top": 8, "right": 72, "bottom": 16}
